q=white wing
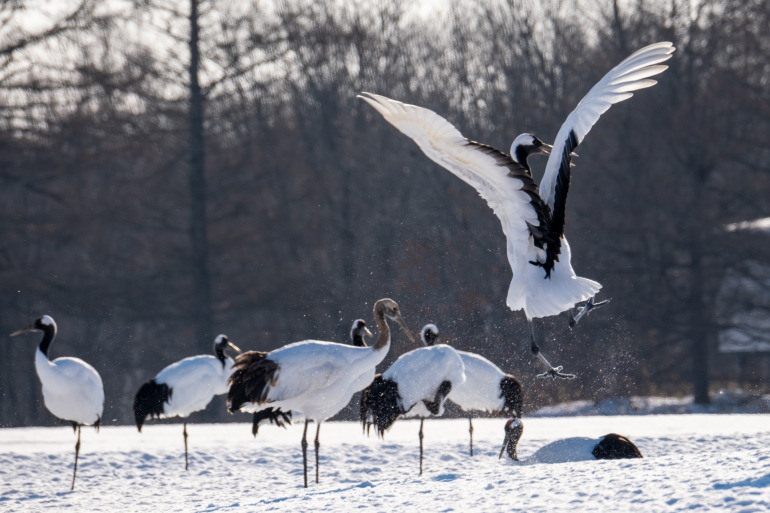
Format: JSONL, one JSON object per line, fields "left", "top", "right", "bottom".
{"left": 265, "top": 340, "right": 372, "bottom": 403}
{"left": 358, "top": 92, "right": 547, "bottom": 283}
{"left": 540, "top": 42, "right": 675, "bottom": 210}
{"left": 384, "top": 345, "right": 465, "bottom": 414}
{"left": 155, "top": 355, "right": 231, "bottom": 417}
{"left": 36, "top": 354, "right": 104, "bottom": 425}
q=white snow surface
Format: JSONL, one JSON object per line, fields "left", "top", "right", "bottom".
{"left": 2, "top": 407, "right": 769, "bottom": 512}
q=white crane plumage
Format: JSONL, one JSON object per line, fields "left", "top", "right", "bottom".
{"left": 420, "top": 324, "right": 522, "bottom": 457}
{"left": 227, "top": 298, "right": 414, "bottom": 487}
{"left": 361, "top": 334, "right": 465, "bottom": 475}
{"left": 133, "top": 334, "right": 241, "bottom": 469}
{"left": 244, "top": 319, "right": 372, "bottom": 436}
{"left": 248, "top": 319, "right": 372, "bottom": 436}
{"left": 499, "top": 418, "right": 643, "bottom": 462}
{"left": 359, "top": 42, "right": 675, "bottom": 378}
{"left": 10, "top": 315, "right": 104, "bottom": 490}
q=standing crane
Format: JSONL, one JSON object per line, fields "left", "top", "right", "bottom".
{"left": 227, "top": 298, "right": 414, "bottom": 487}
{"left": 11, "top": 315, "right": 104, "bottom": 490}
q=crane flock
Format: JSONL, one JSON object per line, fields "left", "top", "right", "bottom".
{"left": 7, "top": 42, "right": 672, "bottom": 490}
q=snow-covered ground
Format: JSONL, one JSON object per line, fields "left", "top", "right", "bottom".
{"left": 1, "top": 406, "right": 769, "bottom": 512}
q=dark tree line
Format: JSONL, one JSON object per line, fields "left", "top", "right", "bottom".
{"left": 1, "top": 0, "right": 768, "bottom": 427}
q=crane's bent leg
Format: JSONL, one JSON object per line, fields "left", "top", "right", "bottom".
{"left": 530, "top": 320, "right": 575, "bottom": 379}
{"left": 314, "top": 423, "right": 321, "bottom": 484}
{"left": 301, "top": 422, "right": 309, "bottom": 488}
{"left": 71, "top": 425, "right": 81, "bottom": 491}
{"left": 183, "top": 422, "right": 189, "bottom": 471}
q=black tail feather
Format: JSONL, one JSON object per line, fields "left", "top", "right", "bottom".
{"left": 252, "top": 408, "right": 293, "bottom": 436}
{"left": 360, "top": 375, "right": 402, "bottom": 437}
{"left": 227, "top": 351, "right": 275, "bottom": 413}
{"left": 592, "top": 433, "right": 643, "bottom": 459}
{"left": 500, "top": 375, "right": 523, "bottom": 417}
{"left": 133, "top": 380, "right": 171, "bottom": 431}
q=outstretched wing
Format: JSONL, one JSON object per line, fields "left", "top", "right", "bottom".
{"left": 358, "top": 92, "right": 555, "bottom": 275}
{"left": 540, "top": 42, "right": 675, "bottom": 240}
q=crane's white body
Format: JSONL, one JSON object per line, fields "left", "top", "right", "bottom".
{"left": 448, "top": 350, "right": 507, "bottom": 414}
{"left": 359, "top": 42, "right": 674, "bottom": 320}
{"left": 153, "top": 354, "right": 234, "bottom": 418}
{"left": 383, "top": 344, "right": 465, "bottom": 418}
{"left": 35, "top": 348, "right": 104, "bottom": 426}
{"left": 238, "top": 340, "right": 388, "bottom": 422}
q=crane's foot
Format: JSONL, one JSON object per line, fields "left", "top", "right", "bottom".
{"left": 536, "top": 366, "right": 576, "bottom": 379}
{"left": 569, "top": 296, "right": 611, "bottom": 327}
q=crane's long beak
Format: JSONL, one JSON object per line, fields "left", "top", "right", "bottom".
{"left": 540, "top": 142, "right": 553, "bottom": 155}
{"left": 10, "top": 325, "right": 35, "bottom": 337}
{"left": 364, "top": 327, "right": 373, "bottom": 338}
{"left": 227, "top": 341, "right": 242, "bottom": 354}
{"left": 394, "top": 315, "right": 417, "bottom": 348}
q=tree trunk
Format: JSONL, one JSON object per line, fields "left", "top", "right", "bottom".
{"left": 188, "top": 0, "right": 212, "bottom": 350}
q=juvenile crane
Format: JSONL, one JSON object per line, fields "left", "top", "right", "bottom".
{"left": 420, "top": 324, "right": 522, "bottom": 456}
{"left": 359, "top": 42, "right": 675, "bottom": 378}
{"left": 10, "top": 315, "right": 104, "bottom": 490}
{"left": 361, "top": 335, "right": 465, "bottom": 475}
{"left": 133, "top": 334, "right": 241, "bottom": 469}
{"left": 227, "top": 298, "right": 414, "bottom": 487}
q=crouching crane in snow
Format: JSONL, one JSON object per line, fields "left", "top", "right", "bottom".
{"left": 361, "top": 334, "right": 465, "bottom": 475}
{"left": 10, "top": 315, "right": 104, "bottom": 490}
{"left": 248, "top": 319, "right": 372, "bottom": 436}
{"left": 358, "top": 42, "right": 674, "bottom": 378}
{"left": 499, "top": 418, "right": 642, "bottom": 462}
{"left": 420, "top": 324, "right": 522, "bottom": 456}
{"left": 133, "top": 334, "right": 241, "bottom": 470}
{"left": 227, "top": 298, "right": 415, "bottom": 487}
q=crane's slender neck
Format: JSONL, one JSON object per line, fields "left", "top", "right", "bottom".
{"left": 352, "top": 332, "right": 367, "bottom": 347}
{"left": 372, "top": 308, "right": 391, "bottom": 351}
{"left": 215, "top": 346, "right": 226, "bottom": 367}
{"left": 38, "top": 325, "right": 56, "bottom": 358}
{"left": 513, "top": 146, "right": 532, "bottom": 173}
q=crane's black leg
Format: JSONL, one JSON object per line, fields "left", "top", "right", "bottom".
{"left": 183, "top": 422, "right": 189, "bottom": 471}
{"left": 71, "top": 425, "right": 81, "bottom": 491}
{"left": 314, "top": 422, "right": 321, "bottom": 484}
{"left": 529, "top": 320, "right": 575, "bottom": 379}
{"left": 468, "top": 416, "right": 474, "bottom": 457}
{"left": 419, "top": 419, "right": 424, "bottom": 475}
{"left": 301, "top": 422, "right": 309, "bottom": 488}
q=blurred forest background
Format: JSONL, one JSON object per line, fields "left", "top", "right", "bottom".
{"left": 1, "top": 0, "right": 769, "bottom": 428}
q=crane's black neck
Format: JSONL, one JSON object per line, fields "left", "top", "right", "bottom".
{"left": 38, "top": 325, "right": 56, "bottom": 357}
{"left": 514, "top": 146, "right": 533, "bottom": 173}
{"left": 215, "top": 346, "right": 227, "bottom": 367}
{"left": 352, "top": 332, "right": 367, "bottom": 347}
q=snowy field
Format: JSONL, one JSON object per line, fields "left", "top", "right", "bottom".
{"left": 1, "top": 412, "right": 769, "bottom": 512}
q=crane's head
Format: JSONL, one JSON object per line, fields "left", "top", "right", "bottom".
{"left": 510, "top": 133, "right": 551, "bottom": 168}
{"left": 499, "top": 418, "right": 524, "bottom": 461}
{"left": 350, "top": 319, "right": 373, "bottom": 347}
{"left": 420, "top": 323, "right": 440, "bottom": 346}
{"left": 213, "top": 334, "right": 241, "bottom": 356}
{"left": 373, "top": 298, "right": 416, "bottom": 347}
{"left": 10, "top": 315, "right": 57, "bottom": 337}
